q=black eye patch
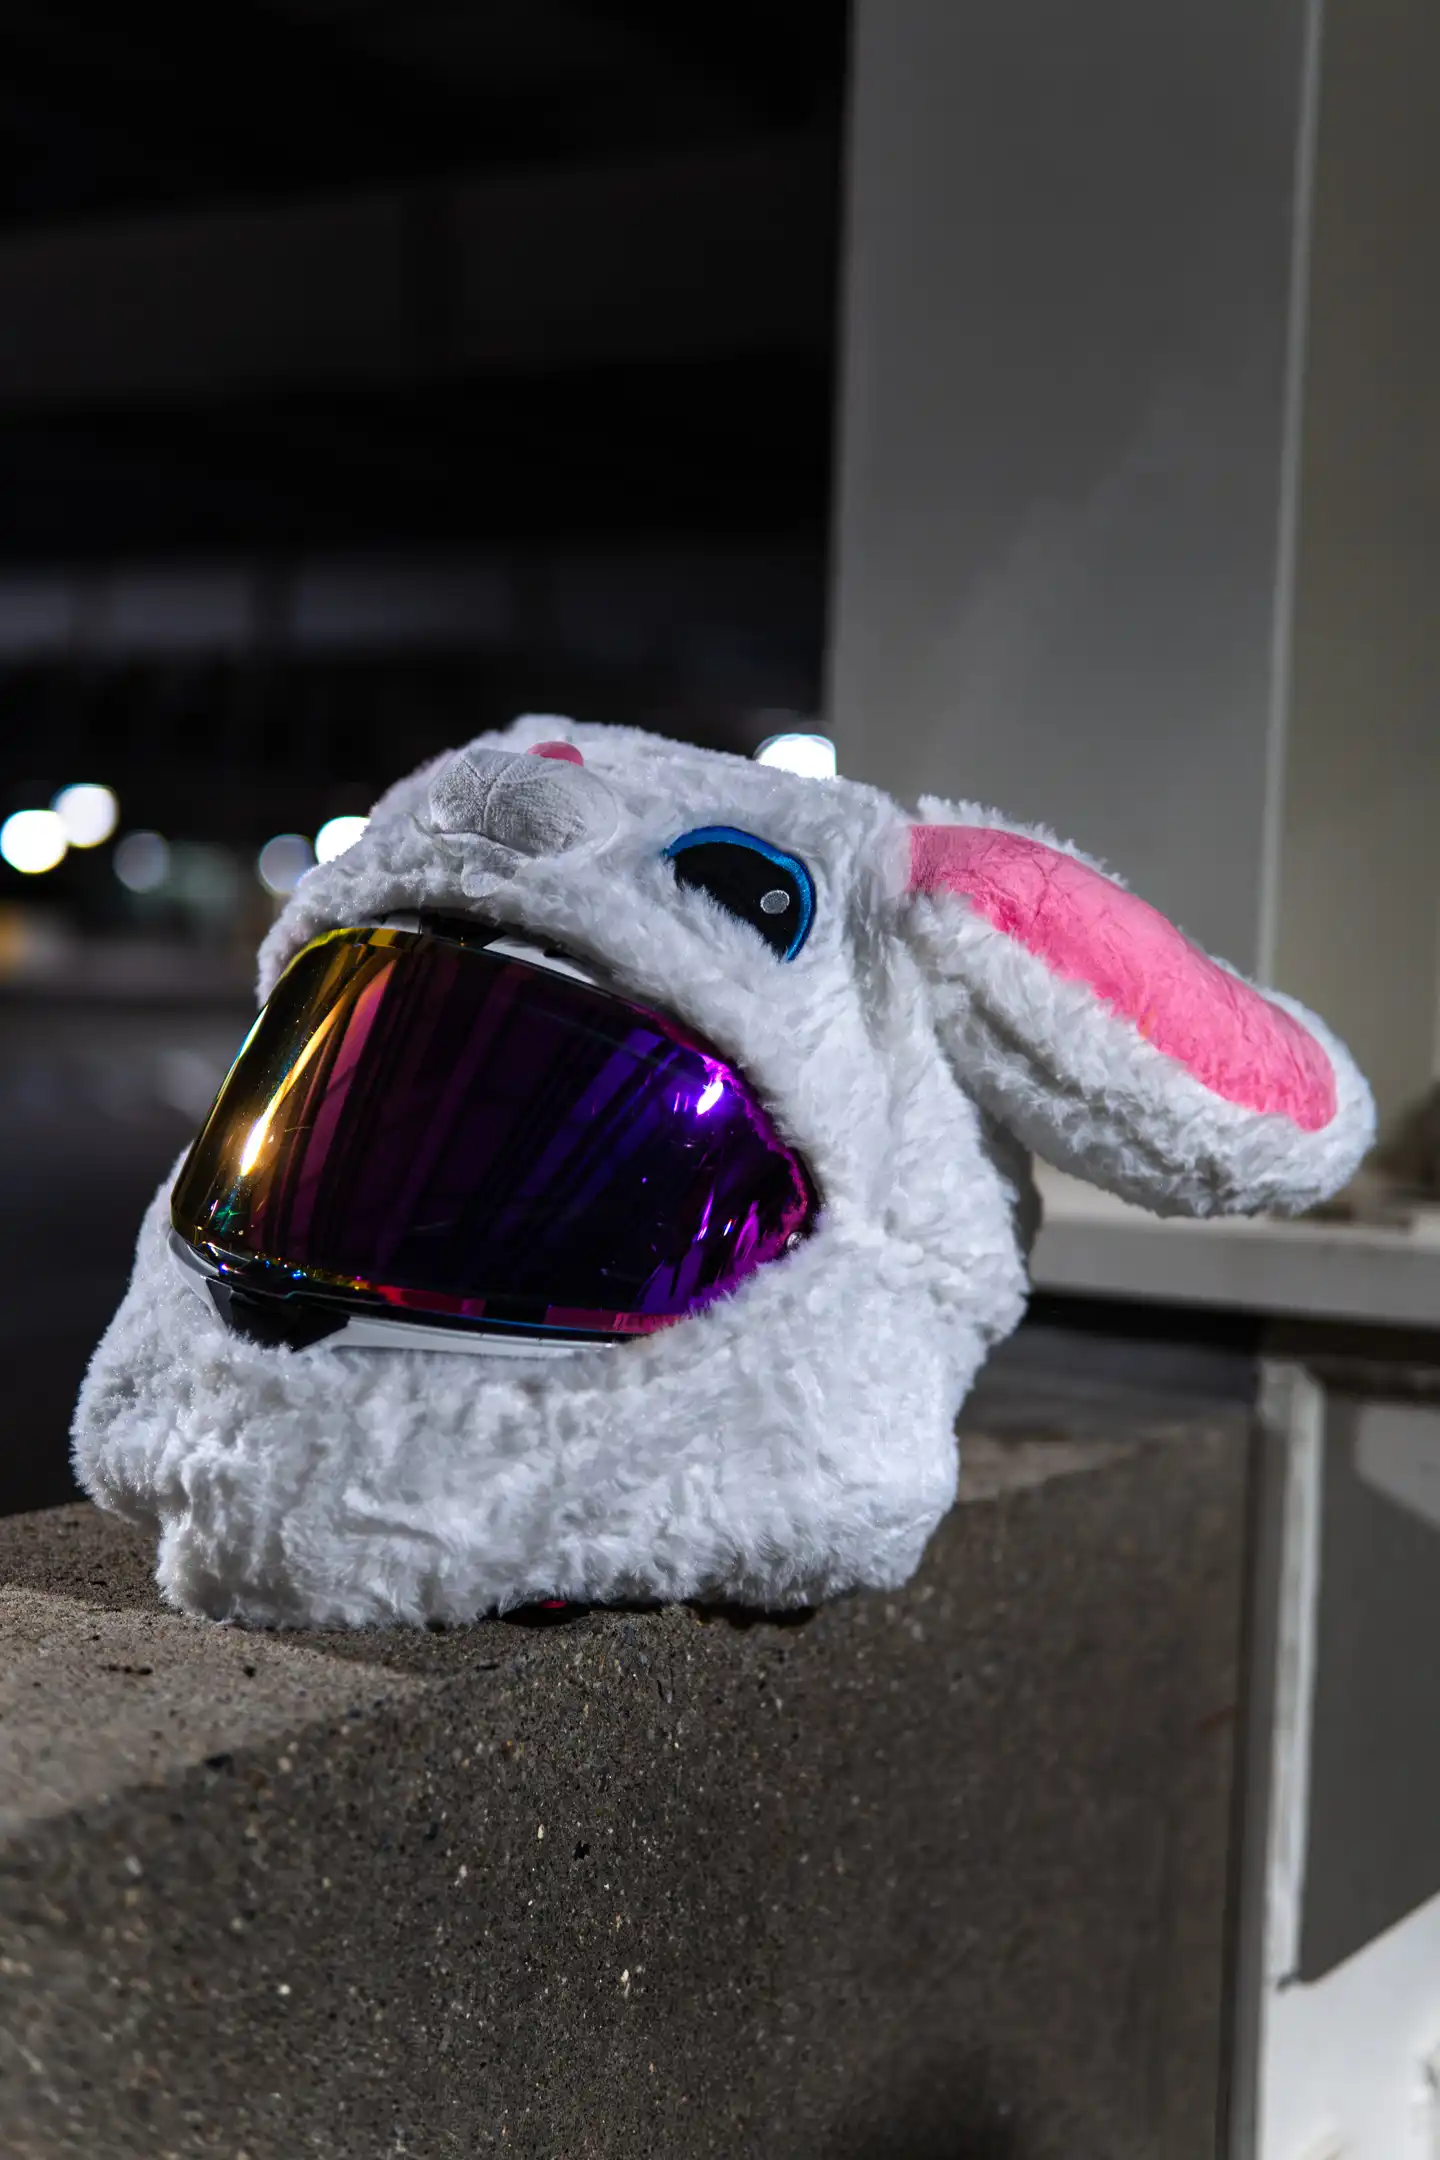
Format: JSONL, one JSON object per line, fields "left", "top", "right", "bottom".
{"left": 664, "top": 826, "right": 815, "bottom": 961}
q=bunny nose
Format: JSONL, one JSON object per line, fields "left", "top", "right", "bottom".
{"left": 428, "top": 744, "right": 616, "bottom": 856}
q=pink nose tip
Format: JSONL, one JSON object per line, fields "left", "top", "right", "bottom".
{"left": 528, "top": 740, "right": 584, "bottom": 765}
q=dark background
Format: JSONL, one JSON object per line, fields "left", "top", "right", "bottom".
{"left": 0, "top": 1, "right": 849, "bottom": 1510}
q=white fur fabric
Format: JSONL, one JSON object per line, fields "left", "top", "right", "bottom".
{"left": 72, "top": 718, "right": 1372, "bottom": 1626}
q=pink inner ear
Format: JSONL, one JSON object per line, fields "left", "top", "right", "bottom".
{"left": 528, "top": 741, "right": 584, "bottom": 765}
{"left": 908, "top": 825, "right": 1336, "bottom": 1132}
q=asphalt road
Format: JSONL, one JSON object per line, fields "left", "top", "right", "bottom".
{"left": 0, "top": 993, "right": 252, "bottom": 1515}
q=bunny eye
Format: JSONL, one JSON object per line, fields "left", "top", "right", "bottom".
{"left": 665, "top": 826, "right": 815, "bottom": 960}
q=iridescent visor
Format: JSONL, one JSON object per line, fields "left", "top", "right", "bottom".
{"left": 170, "top": 923, "right": 819, "bottom": 1350}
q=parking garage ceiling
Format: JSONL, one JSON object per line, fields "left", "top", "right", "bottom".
{"left": 0, "top": 1, "right": 848, "bottom": 224}
{"left": 0, "top": 3, "right": 849, "bottom": 556}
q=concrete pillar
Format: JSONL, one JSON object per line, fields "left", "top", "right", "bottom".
{"left": 1268, "top": 0, "right": 1440, "bottom": 1127}
{"left": 827, "top": 0, "right": 1440, "bottom": 1126}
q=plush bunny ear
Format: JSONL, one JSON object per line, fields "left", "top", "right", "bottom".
{"left": 899, "top": 817, "right": 1374, "bottom": 1217}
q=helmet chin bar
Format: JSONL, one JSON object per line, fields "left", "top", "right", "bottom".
{"left": 169, "top": 1234, "right": 613, "bottom": 1359}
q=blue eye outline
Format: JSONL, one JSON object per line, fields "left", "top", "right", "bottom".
{"left": 663, "top": 825, "right": 815, "bottom": 962}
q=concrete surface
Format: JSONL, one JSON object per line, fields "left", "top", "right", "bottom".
{"left": 1031, "top": 1164, "right": 1440, "bottom": 1329}
{"left": 829, "top": 0, "right": 1311, "bottom": 981}
{"left": 0, "top": 1410, "right": 1251, "bottom": 2160}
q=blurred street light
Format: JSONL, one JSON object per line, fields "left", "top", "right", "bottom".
{"left": 755, "top": 732, "right": 837, "bottom": 779}
{"left": 1, "top": 808, "right": 68, "bottom": 874}
{"left": 257, "top": 833, "right": 315, "bottom": 896}
{"left": 315, "top": 814, "right": 369, "bottom": 863}
{"left": 52, "top": 783, "right": 120, "bottom": 848}
{"left": 113, "top": 831, "right": 172, "bottom": 893}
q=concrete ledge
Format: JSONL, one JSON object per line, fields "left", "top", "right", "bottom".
{"left": 0, "top": 1412, "right": 1250, "bottom": 2159}
{"left": 1031, "top": 1165, "right": 1440, "bottom": 1330}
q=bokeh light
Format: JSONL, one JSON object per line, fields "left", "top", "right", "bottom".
{"left": 1, "top": 808, "right": 68, "bottom": 875}
{"left": 52, "top": 783, "right": 120, "bottom": 848}
{"left": 754, "top": 733, "right": 837, "bottom": 779}
{"left": 314, "top": 814, "right": 369, "bottom": 864}
{"left": 257, "top": 833, "right": 316, "bottom": 896}
{"left": 113, "top": 831, "right": 171, "bottom": 893}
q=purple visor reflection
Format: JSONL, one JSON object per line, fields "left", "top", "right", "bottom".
{"left": 170, "top": 924, "right": 819, "bottom": 1343}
